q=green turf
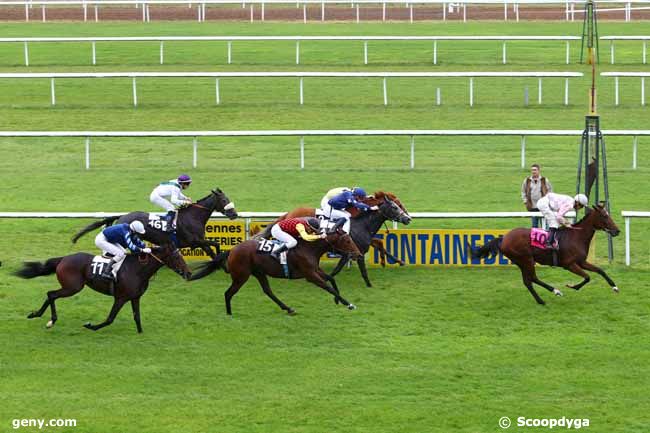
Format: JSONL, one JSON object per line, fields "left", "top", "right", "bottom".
{"left": 1, "top": 19, "right": 649, "bottom": 433}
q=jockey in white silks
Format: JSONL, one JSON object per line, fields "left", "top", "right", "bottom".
{"left": 536, "top": 192, "right": 588, "bottom": 248}
{"left": 324, "top": 187, "right": 378, "bottom": 233}
{"left": 150, "top": 174, "right": 193, "bottom": 225}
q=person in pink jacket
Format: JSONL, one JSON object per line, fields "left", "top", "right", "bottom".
{"left": 536, "top": 192, "right": 589, "bottom": 248}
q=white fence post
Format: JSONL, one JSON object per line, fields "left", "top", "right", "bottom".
{"left": 193, "top": 137, "right": 198, "bottom": 168}
{"left": 132, "top": 77, "right": 137, "bottom": 107}
{"left": 227, "top": 41, "right": 232, "bottom": 64}
{"left": 436, "top": 87, "right": 441, "bottom": 105}
{"left": 299, "top": 77, "right": 304, "bottom": 105}
{"left": 383, "top": 77, "right": 388, "bottom": 106}
{"left": 356, "top": 3, "right": 359, "bottom": 23}
{"left": 300, "top": 136, "right": 305, "bottom": 169}
{"left": 643, "top": 41, "right": 647, "bottom": 65}
{"left": 610, "top": 41, "right": 615, "bottom": 64}
{"left": 364, "top": 41, "right": 368, "bottom": 65}
{"left": 615, "top": 76, "right": 619, "bottom": 106}
{"left": 538, "top": 78, "right": 542, "bottom": 104}
{"left": 160, "top": 41, "right": 164, "bottom": 65}
{"left": 632, "top": 136, "right": 637, "bottom": 169}
{"left": 25, "top": 3, "right": 29, "bottom": 22}
{"left": 625, "top": 216, "right": 630, "bottom": 266}
{"left": 85, "top": 137, "right": 90, "bottom": 170}
{"left": 410, "top": 135, "right": 415, "bottom": 169}
{"left": 215, "top": 78, "right": 220, "bottom": 105}
{"left": 50, "top": 78, "right": 55, "bottom": 106}
{"left": 382, "top": 1, "right": 385, "bottom": 21}
{"left": 261, "top": 2, "right": 265, "bottom": 20}
{"left": 41, "top": 4, "right": 45, "bottom": 22}
{"left": 521, "top": 135, "right": 526, "bottom": 169}
{"left": 296, "top": 40, "right": 300, "bottom": 65}
{"left": 92, "top": 41, "right": 96, "bottom": 65}
{"left": 94, "top": 5, "right": 98, "bottom": 22}
{"left": 321, "top": 1, "right": 325, "bottom": 21}
{"left": 469, "top": 77, "right": 474, "bottom": 107}
{"left": 502, "top": 41, "right": 506, "bottom": 64}
{"left": 642, "top": 77, "right": 646, "bottom": 106}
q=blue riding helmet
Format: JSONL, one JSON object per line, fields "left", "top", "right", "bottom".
{"left": 352, "top": 187, "right": 367, "bottom": 198}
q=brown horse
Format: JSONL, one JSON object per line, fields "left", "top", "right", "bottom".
{"left": 470, "top": 204, "right": 620, "bottom": 305}
{"left": 190, "top": 229, "right": 362, "bottom": 316}
{"left": 15, "top": 244, "right": 191, "bottom": 332}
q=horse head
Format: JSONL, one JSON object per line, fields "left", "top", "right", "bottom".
{"left": 325, "top": 229, "right": 362, "bottom": 260}
{"left": 151, "top": 243, "right": 192, "bottom": 280}
{"left": 198, "top": 188, "right": 238, "bottom": 220}
{"left": 589, "top": 202, "right": 620, "bottom": 237}
{"left": 372, "top": 191, "right": 412, "bottom": 225}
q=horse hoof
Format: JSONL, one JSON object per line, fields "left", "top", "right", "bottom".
{"left": 553, "top": 288, "right": 564, "bottom": 297}
{"left": 27, "top": 312, "right": 36, "bottom": 319}
{"left": 287, "top": 309, "right": 297, "bottom": 316}
{"left": 347, "top": 303, "right": 357, "bottom": 310}
{"left": 612, "top": 286, "right": 620, "bottom": 293}
{"left": 83, "top": 322, "right": 94, "bottom": 330}
{"left": 46, "top": 320, "right": 54, "bottom": 328}
{"left": 566, "top": 284, "right": 579, "bottom": 291}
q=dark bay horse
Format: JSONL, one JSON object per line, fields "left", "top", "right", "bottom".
{"left": 255, "top": 192, "right": 412, "bottom": 286}
{"left": 470, "top": 204, "right": 620, "bottom": 305}
{"left": 72, "top": 188, "right": 237, "bottom": 258}
{"left": 16, "top": 244, "right": 191, "bottom": 332}
{"left": 190, "top": 230, "right": 362, "bottom": 316}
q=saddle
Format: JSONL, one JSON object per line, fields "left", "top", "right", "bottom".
{"left": 256, "top": 239, "right": 290, "bottom": 278}
{"left": 90, "top": 255, "right": 125, "bottom": 288}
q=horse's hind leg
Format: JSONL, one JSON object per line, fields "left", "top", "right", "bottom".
{"left": 579, "top": 261, "right": 619, "bottom": 293}
{"left": 317, "top": 268, "right": 340, "bottom": 305}
{"left": 513, "top": 259, "right": 546, "bottom": 305}
{"left": 84, "top": 297, "right": 127, "bottom": 331}
{"left": 254, "top": 272, "right": 295, "bottom": 315}
{"left": 131, "top": 297, "right": 143, "bottom": 333}
{"left": 28, "top": 284, "right": 84, "bottom": 329}
{"left": 565, "top": 263, "right": 591, "bottom": 290}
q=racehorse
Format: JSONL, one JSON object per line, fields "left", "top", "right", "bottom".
{"left": 469, "top": 204, "right": 620, "bottom": 305}
{"left": 255, "top": 191, "right": 412, "bottom": 286}
{"left": 190, "top": 229, "right": 362, "bottom": 316}
{"left": 15, "top": 243, "right": 191, "bottom": 332}
{"left": 72, "top": 188, "right": 237, "bottom": 258}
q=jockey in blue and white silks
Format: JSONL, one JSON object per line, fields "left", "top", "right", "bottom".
{"left": 326, "top": 187, "right": 378, "bottom": 233}
{"left": 150, "top": 174, "right": 193, "bottom": 224}
{"left": 94, "top": 221, "right": 150, "bottom": 280}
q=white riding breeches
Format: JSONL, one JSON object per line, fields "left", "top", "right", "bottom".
{"left": 95, "top": 233, "right": 127, "bottom": 262}
{"left": 537, "top": 201, "right": 560, "bottom": 229}
{"left": 271, "top": 225, "right": 298, "bottom": 249}
{"left": 150, "top": 192, "right": 175, "bottom": 212}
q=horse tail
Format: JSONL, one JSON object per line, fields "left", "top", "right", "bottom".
{"left": 14, "top": 257, "right": 64, "bottom": 279}
{"left": 469, "top": 236, "right": 503, "bottom": 260}
{"left": 72, "top": 215, "right": 120, "bottom": 243}
{"left": 190, "top": 251, "right": 230, "bottom": 281}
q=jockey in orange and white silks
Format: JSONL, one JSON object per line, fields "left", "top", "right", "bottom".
{"left": 536, "top": 192, "right": 588, "bottom": 247}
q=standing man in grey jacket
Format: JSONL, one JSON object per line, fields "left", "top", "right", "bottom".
{"left": 521, "top": 163, "right": 553, "bottom": 228}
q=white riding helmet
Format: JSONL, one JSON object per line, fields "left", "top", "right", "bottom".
{"left": 129, "top": 220, "right": 146, "bottom": 234}
{"left": 574, "top": 194, "right": 589, "bottom": 207}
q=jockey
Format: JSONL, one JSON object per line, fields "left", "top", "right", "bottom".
{"left": 270, "top": 217, "right": 325, "bottom": 258}
{"left": 150, "top": 174, "right": 193, "bottom": 225}
{"left": 94, "top": 221, "right": 151, "bottom": 281}
{"left": 536, "top": 192, "right": 589, "bottom": 248}
{"left": 327, "top": 187, "right": 378, "bottom": 233}
{"left": 319, "top": 186, "right": 352, "bottom": 217}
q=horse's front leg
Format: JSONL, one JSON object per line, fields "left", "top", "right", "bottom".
{"left": 305, "top": 272, "right": 356, "bottom": 310}
{"left": 192, "top": 241, "right": 217, "bottom": 259}
{"left": 564, "top": 262, "right": 591, "bottom": 290}
{"left": 329, "top": 255, "right": 349, "bottom": 277}
{"left": 204, "top": 239, "right": 222, "bottom": 255}
{"left": 357, "top": 256, "right": 373, "bottom": 288}
{"left": 84, "top": 297, "right": 127, "bottom": 331}
{"left": 579, "top": 261, "right": 619, "bottom": 293}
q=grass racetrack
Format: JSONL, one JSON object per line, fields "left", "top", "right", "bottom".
{"left": 0, "top": 20, "right": 649, "bottom": 433}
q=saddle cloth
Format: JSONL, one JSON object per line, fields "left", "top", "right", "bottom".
{"left": 256, "top": 239, "right": 290, "bottom": 277}
{"left": 91, "top": 255, "right": 125, "bottom": 279}
{"left": 147, "top": 214, "right": 176, "bottom": 232}
{"left": 530, "top": 228, "right": 554, "bottom": 250}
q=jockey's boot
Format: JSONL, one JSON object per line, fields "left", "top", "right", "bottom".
{"left": 162, "top": 210, "right": 176, "bottom": 230}
{"left": 100, "top": 259, "right": 116, "bottom": 281}
{"left": 546, "top": 228, "right": 559, "bottom": 250}
{"left": 331, "top": 218, "right": 347, "bottom": 232}
{"left": 271, "top": 243, "right": 289, "bottom": 260}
